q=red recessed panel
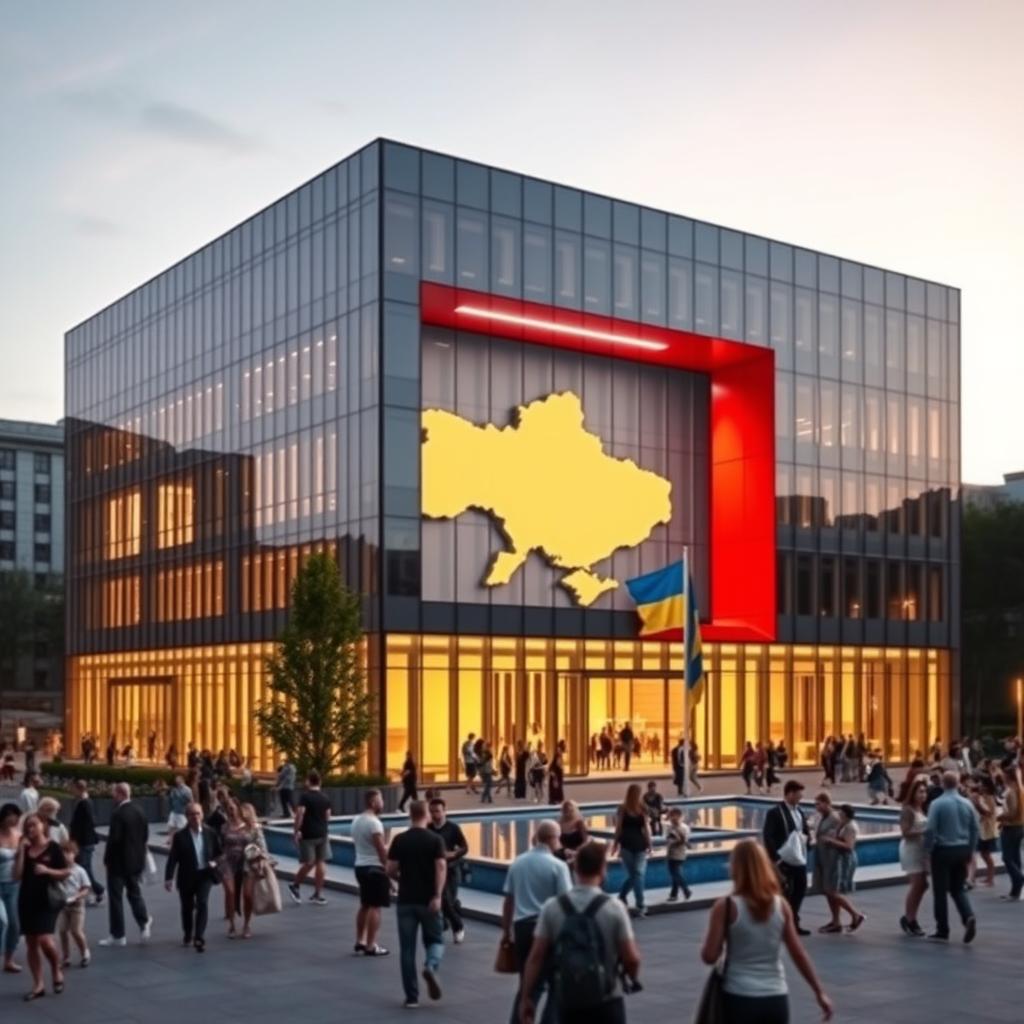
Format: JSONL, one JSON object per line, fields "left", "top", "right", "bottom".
{"left": 420, "top": 282, "right": 776, "bottom": 643}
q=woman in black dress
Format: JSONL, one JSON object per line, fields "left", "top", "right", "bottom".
{"left": 16, "top": 813, "right": 70, "bottom": 1001}
{"left": 548, "top": 748, "right": 565, "bottom": 804}
{"left": 398, "top": 751, "right": 418, "bottom": 812}
{"left": 513, "top": 740, "right": 528, "bottom": 800}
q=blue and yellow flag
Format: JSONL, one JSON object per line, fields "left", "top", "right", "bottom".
{"left": 625, "top": 561, "right": 705, "bottom": 701}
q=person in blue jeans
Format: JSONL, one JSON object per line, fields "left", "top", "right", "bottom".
{"left": 0, "top": 802, "right": 23, "bottom": 972}
{"left": 386, "top": 800, "right": 446, "bottom": 1009}
{"left": 611, "top": 783, "right": 652, "bottom": 917}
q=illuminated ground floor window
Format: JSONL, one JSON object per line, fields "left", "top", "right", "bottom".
{"left": 67, "top": 637, "right": 952, "bottom": 781}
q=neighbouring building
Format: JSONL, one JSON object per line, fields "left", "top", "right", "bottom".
{"left": 0, "top": 418, "right": 65, "bottom": 714}
{"left": 64, "top": 139, "right": 961, "bottom": 778}
{"left": 963, "top": 471, "right": 1024, "bottom": 510}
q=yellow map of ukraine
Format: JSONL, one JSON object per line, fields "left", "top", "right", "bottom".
{"left": 421, "top": 391, "right": 673, "bottom": 606}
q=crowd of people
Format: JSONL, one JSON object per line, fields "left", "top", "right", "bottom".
{"left": 1, "top": 732, "right": 1023, "bottom": 1019}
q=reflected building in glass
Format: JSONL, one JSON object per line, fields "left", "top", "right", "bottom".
{"left": 65, "top": 140, "right": 959, "bottom": 777}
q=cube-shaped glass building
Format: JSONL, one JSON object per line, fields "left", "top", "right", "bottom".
{"left": 64, "top": 139, "right": 960, "bottom": 778}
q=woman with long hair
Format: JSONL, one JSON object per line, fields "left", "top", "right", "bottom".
{"left": 611, "top": 783, "right": 652, "bottom": 916}
{"left": 701, "top": 838, "right": 833, "bottom": 1023}
{"left": 547, "top": 746, "right": 565, "bottom": 805}
{"left": 497, "top": 744, "right": 513, "bottom": 797}
{"left": 898, "top": 776, "right": 929, "bottom": 936}
{"left": 513, "top": 740, "right": 528, "bottom": 800}
{"left": 15, "top": 813, "right": 72, "bottom": 1001}
{"left": 237, "top": 803, "right": 268, "bottom": 939}
{"left": 969, "top": 776, "right": 998, "bottom": 888}
{"left": 398, "top": 751, "right": 418, "bottom": 812}
{"left": 814, "top": 800, "right": 864, "bottom": 933}
{"left": 557, "top": 800, "right": 588, "bottom": 864}
{"left": 0, "top": 802, "right": 23, "bottom": 974}
{"left": 219, "top": 798, "right": 250, "bottom": 937}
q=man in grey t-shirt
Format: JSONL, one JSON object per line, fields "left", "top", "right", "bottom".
{"left": 521, "top": 840, "right": 640, "bottom": 1024}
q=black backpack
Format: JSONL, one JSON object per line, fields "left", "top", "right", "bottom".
{"left": 552, "top": 893, "right": 612, "bottom": 1011}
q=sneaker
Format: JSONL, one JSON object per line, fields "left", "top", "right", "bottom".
{"left": 909, "top": 921, "right": 926, "bottom": 937}
{"left": 927, "top": 931, "right": 949, "bottom": 942}
{"left": 310, "top": 894, "right": 328, "bottom": 906}
{"left": 364, "top": 944, "right": 390, "bottom": 957}
{"left": 140, "top": 917, "right": 153, "bottom": 943}
{"left": 80, "top": 955, "right": 90, "bottom": 968}
{"left": 453, "top": 928, "right": 465, "bottom": 945}
{"left": 637, "top": 906, "right": 649, "bottom": 918}
{"left": 899, "top": 915, "right": 912, "bottom": 935}
{"left": 964, "top": 917, "right": 977, "bottom": 945}
{"left": 684, "top": 889, "right": 693, "bottom": 900}
{"left": 353, "top": 942, "right": 366, "bottom": 955}
{"left": 403, "top": 1000, "right": 420, "bottom": 1009}
{"left": 98, "top": 937, "right": 127, "bottom": 948}
{"left": 422, "top": 966, "right": 442, "bottom": 1001}
{"left": 287, "top": 883, "right": 302, "bottom": 904}
{"left": 666, "top": 894, "right": 679, "bottom": 903}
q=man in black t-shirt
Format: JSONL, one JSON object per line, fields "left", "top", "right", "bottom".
{"left": 288, "top": 771, "right": 332, "bottom": 906}
{"left": 428, "top": 798, "right": 468, "bottom": 942}
{"left": 387, "top": 800, "right": 447, "bottom": 1009}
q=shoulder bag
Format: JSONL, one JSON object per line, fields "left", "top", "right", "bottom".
{"left": 777, "top": 807, "right": 807, "bottom": 867}
{"left": 693, "top": 895, "right": 732, "bottom": 1024}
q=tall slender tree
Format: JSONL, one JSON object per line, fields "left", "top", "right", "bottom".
{"left": 254, "top": 552, "right": 374, "bottom": 777}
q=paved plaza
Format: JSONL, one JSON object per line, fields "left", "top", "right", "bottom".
{"left": 1, "top": 837, "right": 1022, "bottom": 1024}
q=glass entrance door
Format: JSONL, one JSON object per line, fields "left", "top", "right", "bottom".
{"left": 108, "top": 679, "right": 174, "bottom": 760}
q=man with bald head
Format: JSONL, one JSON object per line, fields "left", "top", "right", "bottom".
{"left": 502, "top": 820, "right": 572, "bottom": 1024}
{"left": 165, "top": 803, "right": 223, "bottom": 951}
{"left": 924, "top": 770, "right": 980, "bottom": 942}
{"left": 100, "top": 782, "right": 153, "bottom": 947}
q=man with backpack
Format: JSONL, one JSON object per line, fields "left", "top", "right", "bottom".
{"left": 520, "top": 840, "right": 641, "bottom": 1024}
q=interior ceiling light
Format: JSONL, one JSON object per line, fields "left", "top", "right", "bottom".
{"left": 454, "top": 305, "right": 669, "bottom": 351}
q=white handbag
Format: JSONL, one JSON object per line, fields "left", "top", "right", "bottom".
{"left": 777, "top": 807, "right": 807, "bottom": 867}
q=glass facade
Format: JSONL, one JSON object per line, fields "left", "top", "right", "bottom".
{"left": 64, "top": 139, "right": 960, "bottom": 778}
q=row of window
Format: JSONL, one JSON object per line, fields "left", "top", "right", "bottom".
{"left": 0, "top": 512, "right": 52, "bottom": 532}
{"left": 0, "top": 541, "right": 52, "bottom": 563}
{"left": 0, "top": 482, "right": 52, "bottom": 503}
{"left": 0, "top": 451, "right": 51, "bottom": 474}
{"left": 778, "top": 555, "right": 945, "bottom": 622}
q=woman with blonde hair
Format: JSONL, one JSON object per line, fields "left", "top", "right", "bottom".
{"left": 556, "top": 800, "right": 588, "bottom": 863}
{"left": 237, "top": 802, "right": 269, "bottom": 938}
{"left": 611, "top": 782, "right": 652, "bottom": 916}
{"left": 701, "top": 838, "right": 833, "bottom": 1022}
{"left": 37, "top": 798, "right": 68, "bottom": 847}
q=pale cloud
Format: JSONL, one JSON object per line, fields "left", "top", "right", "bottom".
{"left": 139, "top": 101, "right": 262, "bottom": 154}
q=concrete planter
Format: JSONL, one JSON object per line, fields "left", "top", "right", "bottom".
{"left": 55, "top": 794, "right": 168, "bottom": 825}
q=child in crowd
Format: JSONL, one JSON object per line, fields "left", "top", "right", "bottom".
{"left": 58, "top": 839, "right": 92, "bottom": 968}
{"left": 665, "top": 807, "right": 692, "bottom": 901}
{"left": 643, "top": 780, "right": 666, "bottom": 836}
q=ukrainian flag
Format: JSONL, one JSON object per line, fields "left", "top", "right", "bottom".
{"left": 625, "top": 561, "right": 705, "bottom": 701}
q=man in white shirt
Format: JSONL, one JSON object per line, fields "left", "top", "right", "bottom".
{"left": 350, "top": 788, "right": 390, "bottom": 956}
{"left": 164, "top": 803, "right": 223, "bottom": 952}
{"left": 19, "top": 773, "right": 40, "bottom": 814}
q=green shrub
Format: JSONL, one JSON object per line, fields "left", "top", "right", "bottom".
{"left": 322, "top": 772, "right": 390, "bottom": 788}
{"left": 40, "top": 762, "right": 175, "bottom": 787}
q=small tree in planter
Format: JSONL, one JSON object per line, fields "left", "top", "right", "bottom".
{"left": 254, "top": 553, "right": 374, "bottom": 778}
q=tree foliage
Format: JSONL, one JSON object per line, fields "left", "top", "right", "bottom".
{"left": 253, "top": 553, "right": 373, "bottom": 777}
{"left": 0, "top": 571, "right": 63, "bottom": 684}
{"left": 962, "top": 503, "right": 1024, "bottom": 732}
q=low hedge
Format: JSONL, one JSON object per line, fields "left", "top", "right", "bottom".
{"left": 42, "top": 762, "right": 389, "bottom": 789}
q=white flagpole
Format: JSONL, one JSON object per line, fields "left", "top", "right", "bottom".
{"left": 682, "top": 547, "right": 690, "bottom": 799}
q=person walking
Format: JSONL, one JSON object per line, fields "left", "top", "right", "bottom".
{"left": 898, "top": 777, "right": 929, "bottom": 936}
{"left": 16, "top": 813, "right": 71, "bottom": 1001}
{"left": 997, "top": 757, "right": 1024, "bottom": 902}
{"left": 619, "top": 723, "right": 635, "bottom": 772}
{"left": 548, "top": 747, "right": 565, "bottom": 805}
{"left": 287, "top": 770, "right": 331, "bottom": 906}
{"left": 351, "top": 788, "right": 390, "bottom": 956}
{"left": 428, "top": 797, "right": 468, "bottom": 944}
{"left": 664, "top": 806, "right": 692, "bottom": 902}
{"left": 529, "top": 746, "right": 547, "bottom": 803}
{"left": 556, "top": 801, "right": 588, "bottom": 865}
{"left": 462, "top": 733, "right": 480, "bottom": 795}
{"left": 923, "top": 769, "right": 979, "bottom": 943}
{"left": 68, "top": 781, "right": 104, "bottom": 905}
{"left": 276, "top": 759, "right": 297, "bottom": 818}
{"left": 480, "top": 743, "right": 496, "bottom": 804}
{"left": 386, "top": 800, "right": 447, "bottom": 1009}
{"left": 19, "top": 774, "right": 40, "bottom": 815}
{"left": 969, "top": 776, "right": 998, "bottom": 888}
{"left": 164, "top": 802, "right": 223, "bottom": 952}
{"left": 99, "top": 783, "right": 152, "bottom": 948}
{"left": 399, "top": 751, "right": 418, "bottom": 812}
{"left": 55, "top": 838, "right": 91, "bottom": 969}
{"left": 166, "top": 774, "right": 192, "bottom": 842}
{"left": 0, "top": 802, "right": 23, "bottom": 974}
{"left": 514, "top": 741, "right": 528, "bottom": 800}
{"left": 700, "top": 838, "right": 833, "bottom": 1023}
{"left": 740, "top": 742, "right": 757, "bottom": 795}
{"left": 866, "top": 752, "right": 893, "bottom": 805}
{"left": 611, "top": 784, "right": 652, "bottom": 917}
{"left": 762, "top": 780, "right": 811, "bottom": 936}
{"left": 498, "top": 744, "right": 514, "bottom": 797}
{"left": 520, "top": 840, "right": 641, "bottom": 1024}
{"left": 812, "top": 796, "right": 865, "bottom": 933}
{"left": 689, "top": 742, "right": 704, "bottom": 794}
{"left": 502, "top": 820, "right": 572, "bottom": 1024}
{"left": 220, "top": 798, "right": 251, "bottom": 937}
{"left": 670, "top": 737, "right": 685, "bottom": 796}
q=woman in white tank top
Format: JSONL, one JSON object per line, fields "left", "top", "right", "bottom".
{"left": 701, "top": 838, "right": 833, "bottom": 1023}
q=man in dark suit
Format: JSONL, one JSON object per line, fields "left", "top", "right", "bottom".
{"left": 670, "top": 737, "right": 685, "bottom": 795}
{"left": 69, "top": 778, "right": 104, "bottom": 903}
{"left": 100, "top": 782, "right": 153, "bottom": 947}
{"left": 165, "top": 802, "right": 223, "bottom": 951}
{"left": 762, "top": 779, "right": 812, "bottom": 935}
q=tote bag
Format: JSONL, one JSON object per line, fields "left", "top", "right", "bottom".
{"left": 252, "top": 862, "right": 283, "bottom": 916}
{"left": 693, "top": 897, "right": 731, "bottom": 1024}
{"left": 777, "top": 807, "right": 807, "bottom": 867}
